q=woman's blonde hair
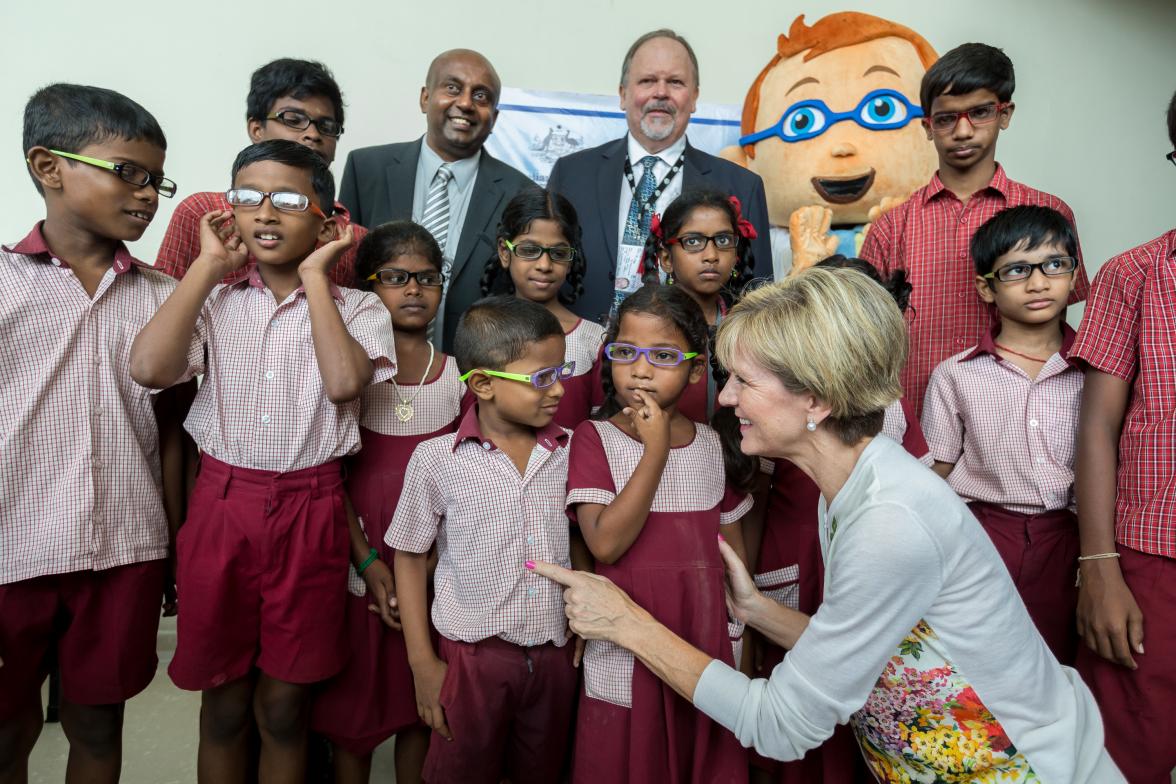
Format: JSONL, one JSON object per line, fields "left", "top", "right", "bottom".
{"left": 715, "top": 266, "right": 907, "bottom": 445}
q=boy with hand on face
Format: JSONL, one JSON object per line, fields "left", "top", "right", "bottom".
{"left": 861, "top": 43, "right": 1089, "bottom": 415}
{"left": 130, "top": 139, "right": 395, "bottom": 782}
{"left": 0, "top": 83, "right": 185, "bottom": 783}
{"left": 156, "top": 58, "right": 364, "bottom": 286}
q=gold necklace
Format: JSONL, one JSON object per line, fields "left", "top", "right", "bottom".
{"left": 389, "top": 343, "right": 435, "bottom": 422}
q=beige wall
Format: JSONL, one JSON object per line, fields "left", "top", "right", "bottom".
{"left": 1, "top": 0, "right": 1173, "bottom": 278}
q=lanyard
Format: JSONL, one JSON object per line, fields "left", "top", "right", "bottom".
{"left": 623, "top": 153, "right": 686, "bottom": 218}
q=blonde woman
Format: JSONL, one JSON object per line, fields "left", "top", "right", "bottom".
{"left": 532, "top": 267, "right": 1122, "bottom": 783}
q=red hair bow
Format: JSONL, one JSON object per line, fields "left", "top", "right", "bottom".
{"left": 649, "top": 212, "right": 665, "bottom": 242}
{"left": 728, "top": 195, "right": 758, "bottom": 240}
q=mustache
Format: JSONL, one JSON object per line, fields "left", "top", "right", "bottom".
{"left": 642, "top": 100, "right": 676, "bottom": 117}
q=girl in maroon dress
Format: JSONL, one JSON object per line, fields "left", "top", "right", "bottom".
{"left": 312, "top": 222, "right": 469, "bottom": 784}
{"left": 747, "top": 256, "right": 929, "bottom": 784}
{"left": 566, "top": 284, "right": 757, "bottom": 783}
{"left": 481, "top": 187, "right": 605, "bottom": 429}
{"left": 640, "top": 189, "right": 758, "bottom": 424}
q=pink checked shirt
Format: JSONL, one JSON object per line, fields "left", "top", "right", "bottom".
{"left": 1070, "top": 230, "right": 1176, "bottom": 558}
{"left": 185, "top": 267, "right": 395, "bottom": 472}
{"left": 861, "top": 164, "right": 1088, "bottom": 416}
{"left": 386, "top": 406, "right": 572, "bottom": 647}
{"left": 922, "top": 324, "right": 1083, "bottom": 515}
{"left": 1, "top": 224, "right": 201, "bottom": 584}
{"left": 155, "top": 191, "right": 364, "bottom": 287}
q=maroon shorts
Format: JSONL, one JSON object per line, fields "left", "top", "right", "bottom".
{"left": 1076, "top": 546, "right": 1176, "bottom": 783}
{"left": 0, "top": 560, "right": 165, "bottom": 720}
{"left": 423, "top": 635, "right": 577, "bottom": 784}
{"left": 968, "top": 502, "right": 1079, "bottom": 664}
{"left": 168, "top": 456, "right": 349, "bottom": 691}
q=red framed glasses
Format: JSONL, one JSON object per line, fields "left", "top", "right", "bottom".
{"left": 923, "top": 102, "right": 1012, "bottom": 135}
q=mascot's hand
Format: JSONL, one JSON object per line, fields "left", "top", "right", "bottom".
{"left": 863, "top": 193, "right": 912, "bottom": 238}
{"left": 788, "top": 205, "right": 839, "bottom": 274}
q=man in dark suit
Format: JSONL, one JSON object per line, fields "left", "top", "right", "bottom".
{"left": 547, "top": 30, "right": 773, "bottom": 323}
{"left": 339, "top": 49, "right": 532, "bottom": 349}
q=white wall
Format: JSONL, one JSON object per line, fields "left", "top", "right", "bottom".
{"left": 1, "top": 0, "right": 1173, "bottom": 278}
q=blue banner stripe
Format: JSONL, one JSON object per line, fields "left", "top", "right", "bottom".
{"left": 498, "top": 103, "right": 740, "bottom": 128}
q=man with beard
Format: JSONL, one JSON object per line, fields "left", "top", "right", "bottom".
{"left": 339, "top": 49, "right": 530, "bottom": 350}
{"left": 548, "top": 30, "right": 773, "bottom": 323}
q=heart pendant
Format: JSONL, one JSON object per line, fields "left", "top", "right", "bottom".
{"left": 394, "top": 403, "right": 414, "bottom": 422}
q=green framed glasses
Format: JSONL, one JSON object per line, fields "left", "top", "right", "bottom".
{"left": 503, "top": 238, "right": 576, "bottom": 264}
{"left": 50, "top": 149, "right": 177, "bottom": 198}
{"left": 459, "top": 361, "right": 576, "bottom": 389}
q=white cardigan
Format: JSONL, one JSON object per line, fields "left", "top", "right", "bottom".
{"left": 694, "top": 436, "right": 1122, "bottom": 783}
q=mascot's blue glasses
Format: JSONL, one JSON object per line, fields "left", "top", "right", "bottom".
{"left": 739, "top": 89, "right": 924, "bottom": 146}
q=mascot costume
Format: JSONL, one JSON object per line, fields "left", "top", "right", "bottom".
{"left": 721, "top": 12, "right": 939, "bottom": 277}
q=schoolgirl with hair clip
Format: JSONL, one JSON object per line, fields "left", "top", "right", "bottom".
{"left": 481, "top": 187, "right": 605, "bottom": 429}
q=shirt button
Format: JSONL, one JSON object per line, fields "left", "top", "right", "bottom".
{"left": 260, "top": 414, "right": 271, "bottom": 424}
{"left": 94, "top": 405, "right": 104, "bottom": 416}
{"left": 527, "top": 587, "right": 538, "bottom": 597}
{"left": 51, "top": 258, "right": 62, "bottom": 267}
{"left": 482, "top": 442, "right": 492, "bottom": 450}
{"left": 264, "top": 370, "right": 275, "bottom": 380}
{"left": 958, "top": 251, "right": 967, "bottom": 258}
{"left": 526, "top": 535, "right": 535, "bottom": 545}
{"left": 91, "top": 456, "right": 102, "bottom": 468}
{"left": 1036, "top": 457, "right": 1046, "bottom": 465}
{"left": 1029, "top": 418, "right": 1039, "bottom": 428}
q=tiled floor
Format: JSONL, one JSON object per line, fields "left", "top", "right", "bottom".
{"left": 27, "top": 617, "right": 397, "bottom": 782}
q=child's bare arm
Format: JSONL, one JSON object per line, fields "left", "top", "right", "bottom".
{"left": 300, "top": 224, "right": 373, "bottom": 403}
{"left": 345, "top": 495, "right": 398, "bottom": 629}
{"left": 1075, "top": 368, "right": 1142, "bottom": 669}
{"left": 395, "top": 549, "right": 452, "bottom": 740}
{"left": 931, "top": 461, "right": 955, "bottom": 479}
{"left": 131, "top": 212, "right": 245, "bottom": 388}
{"left": 578, "top": 391, "right": 669, "bottom": 564}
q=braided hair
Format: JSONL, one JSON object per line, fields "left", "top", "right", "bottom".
{"left": 638, "top": 188, "right": 757, "bottom": 310}
{"left": 594, "top": 283, "right": 758, "bottom": 493}
{"left": 480, "top": 186, "right": 587, "bottom": 307}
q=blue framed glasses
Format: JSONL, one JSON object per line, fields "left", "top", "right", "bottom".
{"left": 739, "top": 89, "right": 924, "bottom": 146}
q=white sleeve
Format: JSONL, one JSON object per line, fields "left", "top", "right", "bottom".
{"left": 693, "top": 501, "right": 944, "bottom": 760}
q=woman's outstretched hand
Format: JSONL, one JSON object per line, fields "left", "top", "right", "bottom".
{"left": 718, "top": 535, "right": 763, "bottom": 625}
{"left": 527, "top": 560, "right": 649, "bottom": 646}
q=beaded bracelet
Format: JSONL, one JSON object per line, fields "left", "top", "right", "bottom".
{"left": 356, "top": 547, "right": 379, "bottom": 575}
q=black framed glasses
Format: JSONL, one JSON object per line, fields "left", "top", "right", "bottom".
{"left": 667, "top": 232, "right": 738, "bottom": 253}
{"left": 1166, "top": 151, "right": 1176, "bottom": 168}
{"left": 503, "top": 238, "right": 576, "bottom": 264}
{"left": 266, "top": 110, "right": 344, "bottom": 138}
{"left": 604, "top": 342, "right": 698, "bottom": 367}
{"left": 49, "top": 149, "right": 177, "bottom": 198}
{"left": 225, "top": 189, "right": 326, "bottom": 217}
{"left": 983, "top": 256, "right": 1078, "bottom": 283}
{"left": 366, "top": 268, "right": 446, "bottom": 288}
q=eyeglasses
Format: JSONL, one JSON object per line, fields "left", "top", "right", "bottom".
{"left": 739, "top": 89, "right": 924, "bottom": 146}
{"left": 503, "top": 239, "right": 576, "bottom": 264}
{"left": 1166, "top": 151, "right": 1176, "bottom": 168}
{"left": 49, "top": 149, "right": 177, "bottom": 198}
{"left": 604, "top": 342, "right": 698, "bottom": 367}
{"left": 266, "top": 110, "right": 344, "bottom": 139}
{"left": 366, "top": 268, "right": 446, "bottom": 288}
{"left": 459, "top": 361, "right": 576, "bottom": 389}
{"left": 667, "top": 232, "right": 737, "bottom": 253}
{"left": 225, "top": 189, "right": 327, "bottom": 217}
{"left": 924, "top": 102, "right": 1011, "bottom": 135}
{"left": 983, "top": 256, "right": 1078, "bottom": 283}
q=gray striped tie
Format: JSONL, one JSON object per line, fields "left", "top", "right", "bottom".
{"left": 422, "top": 164, "right": 453, "bottom": 344}
{"left": 421, "top": 164, "right": 454, "bottom": 257}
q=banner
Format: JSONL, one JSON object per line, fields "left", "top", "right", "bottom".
{"left": 484, "top": 87, "right": 742, "bottom": 186}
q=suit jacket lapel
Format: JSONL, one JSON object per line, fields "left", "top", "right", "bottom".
{"left": 681, "top": 140, "right": 710, "bottom": 190}
{"left": 384, "top": 138, "right": 422, "bottom": 220}
{"left": 597, "top": 138, "right": 627, "bottom": 269}
{"left": 450, "top": 154, "right": 505, "bottom": 280}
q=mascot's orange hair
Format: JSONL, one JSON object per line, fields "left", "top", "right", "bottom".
{"left": 741, "top": 13, "right": 938, "bottom": 159}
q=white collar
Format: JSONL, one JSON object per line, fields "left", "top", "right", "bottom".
{"left": 626, "top": 132, "right": 688, "bottom": 169}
